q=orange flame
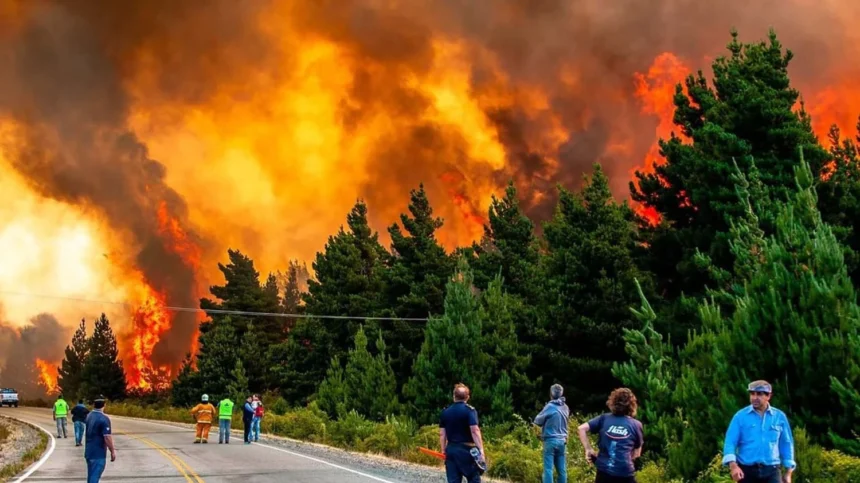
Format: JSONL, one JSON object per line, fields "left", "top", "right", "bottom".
{"left": 632, "top": 52, "right": 693, "bottom": 225}
{"left": 35, "top": 358, "right": 59, "bottom": 395}
{"left": 124, "top": 284, "right": 172, "bottom": 390}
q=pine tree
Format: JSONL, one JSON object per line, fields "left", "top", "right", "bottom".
{"left": 630, "top": 29, "right": 831, "bottom": 311}
{"left": 316, "top": 356, "right": 346, "bottom": 417}
{"left": 405, "top": 258, "right": 489, "bottom": 424}
{"left": 239, "top": 323, "right": 265, "bottom": 394}
{"left": 201, "top": 249, "right": 282, "bottom": 344}
{"left": 170, "top": 353, "right": 201, "bottom": 407}
{"left": 58, "top": 319, "right": 88, "bottom": 400}
{"left": 384, "top": 185, "right": 455, "bottom": 386}
{"left": 542, "top": 164, "right": 656, "bottom": 411}
{"left": 194, "top": 318, "right": 241, "bottom": 402}
{"left": 80, "top": 314, "right": 126, "bottom": 401}
{"left": 227, "top": 359, "right": 250, "bottom": 405}
{"left": 342, "top": 327, "right": 400, "bottom": 421}
{"left": 279, "top": 200, "right": 387, "bottom": 404}
{"left": 480, "top": 275, "right": 535, "bottom": 415}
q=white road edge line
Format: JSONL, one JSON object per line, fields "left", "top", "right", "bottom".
{"left": 106, "top": 414, "right": 398, "bottom": 483}
{"left": 8, "top": 413, "right": 57, "bottom": 483}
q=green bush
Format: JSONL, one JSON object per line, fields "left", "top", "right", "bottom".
{"left": 403, "top": 425, "right": 445, "bottom": 466}
{"left": 822, "top": 449, "right": 860, "bottom": 483}
{"left": 281, "top": 403, "right": 328, "bottom": 442}
{"left": 328, "top": 410, "right": 375, "bottom": 449}
{"left": 486, "top": 436, "right": 543, "bottom": 482}
{"left": 362, "top": 415, "right": 418, "bottom": 457}
{"left": 269, "top": 397, "right": 290, "bottom": 416}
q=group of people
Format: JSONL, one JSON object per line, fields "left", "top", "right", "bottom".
{"left": 52, "top": 394, "right": 116, "bottom": 483}
{"left": 441, "top": 379, "right": 795, "bottom": 483}
{"left": 190, "top": 393, "right": 265, "bottom": 445}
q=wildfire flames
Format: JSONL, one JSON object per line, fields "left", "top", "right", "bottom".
{"left": 1, "top": 0, "right": 859, "bottom": 391}
{"left": 35, "top": 359, "right": 59, "bottom": 395}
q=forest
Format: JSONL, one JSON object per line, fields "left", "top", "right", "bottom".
{"left": 53, "top": 30, "right": 860, "bottom": 482}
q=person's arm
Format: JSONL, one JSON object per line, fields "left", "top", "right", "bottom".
{"left": 534, "top": 404, "right": 550, "bottom": 427}
{"left": 439, "top": 428, "right": 447, "bottom": 454}
{"left": 577, "top": 422, "right": 596, "bottom": 462}
{"left": 470, "top": 425, "right": 485, "bottom": 456}
{"left": 721, "top": 413, "right": 741, "bottom": 467}
{"left": 105, "top": 435, "right": 116, "bottom": 462}
{"left": 779, "top": 414, "right": 796, "bottom": 478}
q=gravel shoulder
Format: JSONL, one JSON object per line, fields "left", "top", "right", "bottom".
{"left": 110, "top": 414, "right": 509, "bottom": 483}
{"left": 0, "top": 415, "right": 41, "bottom": 476}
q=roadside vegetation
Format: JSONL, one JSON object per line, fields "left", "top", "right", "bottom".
{"left": 0, "top": 418, "right": 48, "bottom": 482}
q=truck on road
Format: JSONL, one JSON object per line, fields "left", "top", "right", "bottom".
{"left": 0, "top": 388, "right": 19, "bottom": 407}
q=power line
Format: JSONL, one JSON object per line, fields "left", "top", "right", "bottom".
{"left": 0, "top": 290, "right": 430, "bottom": 322}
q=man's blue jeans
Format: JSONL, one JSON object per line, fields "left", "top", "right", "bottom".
{"left": 251, "top": 417, "right": 261, "bottom": 441}
{"left": 542, "top": 439, "right": 567, "bottom": 483}
{"left": 219, "top": 419, "right": 231, "bottom": 443}
{"left": 74, "top": 421, "right": 86, "bottom": 445}
{"left": 86, "top": 458, "right": 106, "bottom": 483}
{"left": 738, "top": 464, "right": 782, "bottom": 483}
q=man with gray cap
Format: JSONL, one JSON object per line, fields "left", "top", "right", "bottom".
{"left": 722, "top": 380, "right": 796, "bottom": 483}
{"left": 534, "top": 384, "right": 570, "bottom": 483}
{"left": 84, "top": 396, "right": 116, "bottom": 483}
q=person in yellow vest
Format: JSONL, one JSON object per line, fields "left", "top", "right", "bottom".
{"left": 190, "top": 394, "right": 216, "bottom": 444}
{"left": 216, "top": 397, "right": 234, "bottom": 444}
{"left": 53, "top": 394, "right": 69, "bottom": 439}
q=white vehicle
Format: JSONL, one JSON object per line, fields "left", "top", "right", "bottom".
{"left": 0, "top": 388, "right": 18, "bottom": 407}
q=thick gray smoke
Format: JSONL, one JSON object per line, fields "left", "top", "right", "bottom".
{"left": 0, "top": 312, "right": 71, "bottom": 398}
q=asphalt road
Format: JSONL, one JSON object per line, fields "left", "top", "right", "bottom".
{"left": 5, "top": 407, "right": 404, "bottom": 483}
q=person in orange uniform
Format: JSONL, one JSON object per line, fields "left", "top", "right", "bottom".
{"left": 191, "top": 394, "right": 216, "bottom": 444}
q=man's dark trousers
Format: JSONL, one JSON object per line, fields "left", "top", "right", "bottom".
{"left": 445, "top": 443, "right": 480, "bottom": 483}
{"left": 739, "top": 464, "right": 781, "bottom": 483}
{"left": 243, "top": 418, "right": 252, "bottom": 443}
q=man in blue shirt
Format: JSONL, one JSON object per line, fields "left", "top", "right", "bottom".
{"left": 534, "top": 383, "right": 570, "bottom": 483}
{"left": 439, "top": 383, "right": 486, "bottom": 483}
{"left": 84, "top": 396, "right": 116, "bottom": 483}
{"left": 722, "top": 380, "right": 796, "bottom": 483}
{"left": 71, "top": 399, "right": 90, "bottom": 447}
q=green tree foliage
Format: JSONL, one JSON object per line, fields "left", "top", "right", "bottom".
{"left": 384, "top": 185, "right": 455, "bottom": 384}
{"left": 170, "top": 353, "right": 201, "bottom": 407}
{"left": 317, "top": 326, "right": 400, "bottom": 421}
{"left": 80, "top": 314, "right": 126, "bottom": 401}
{"left": 193, "top": 318, "right": 241, "bottom": 403}
{"left": 542, "top": 164, "right": 655, "bottom": 411}
{"left": 201, "top": 249, "right": 282, "bottom": 342}
{"left": 630, "top": 29, "right": 832, "bottom": 321}
{"left": 819, "top": 121, "right": 860, "bottom": 284}
{"left": 227, "top": 359, "right": 250, "bottom": 405}
{"left": 58, "top": 319, "right": 88, "bottom": 401}
{"left": 276, "top": 201, "right": 388, "bottom": 404}
{"left": 617, "top": 157, "right": 860, "bottom": 478}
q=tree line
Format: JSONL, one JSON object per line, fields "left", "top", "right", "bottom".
{"left": 57, "top": 30, "right": 860, "bottom": 480}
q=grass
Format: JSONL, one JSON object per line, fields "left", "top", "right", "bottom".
{"left": 0, "top": 424, "right": 9, "bottom": 445}
{"left": 0, "top": 417, "right": 49, "bottom": 482}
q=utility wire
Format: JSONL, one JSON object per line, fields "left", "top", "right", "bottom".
{"left": 0, "top": 289, "right": 430, "bottom": 321}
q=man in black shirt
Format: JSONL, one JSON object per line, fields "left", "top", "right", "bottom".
{"left": 439, "top": 384, "right": 486, "bottom": 483}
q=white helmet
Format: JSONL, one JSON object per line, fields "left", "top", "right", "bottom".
{"left": 201, "top": 394, "right": 209, "bottom": 402}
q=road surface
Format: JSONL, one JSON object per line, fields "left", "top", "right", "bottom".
{"left": 4, "top": 407, "right": 409, "bottom": 483}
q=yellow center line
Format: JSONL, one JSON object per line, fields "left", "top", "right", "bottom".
{"left": 119, "top": 431, "right": 205, "bottom": 483}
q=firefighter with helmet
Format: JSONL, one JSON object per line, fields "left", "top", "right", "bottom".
{"left": 190, "top": 394, "right": 217, "bottom": 444}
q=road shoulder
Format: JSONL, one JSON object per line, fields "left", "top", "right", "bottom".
{"left": 0, "top": 414, "right": 51, "bottom": 482}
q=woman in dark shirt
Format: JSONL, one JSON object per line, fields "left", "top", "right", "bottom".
{"left": 577, "top": 388, "right": 644, "bottom": 483}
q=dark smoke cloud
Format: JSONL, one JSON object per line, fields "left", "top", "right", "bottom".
{"left": 0, "top": 313, "right": 71, "bottom": 398}
{"left": 0, "top": 1, "right": 205, "bottom": 367}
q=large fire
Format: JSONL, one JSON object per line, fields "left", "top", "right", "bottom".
{"left": 1, "top": 1, "right": 860, "bottom": 392}
{"left": 35, "top": 359, "right": 59, "bottom": 395}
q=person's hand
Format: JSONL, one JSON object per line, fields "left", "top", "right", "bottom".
{"left": 783, "top": 471, "right": 792, "bottom": 483}
{"left": 585, "top": 449, "right": 597, "bottom": 465}
{"left": 730, "top": 463, "right": 744, "bottom": 482}
{"left": 110, "top": 451, "right": 116, "bottom": 462}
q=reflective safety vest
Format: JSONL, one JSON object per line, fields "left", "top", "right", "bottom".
{"left": 54, "top": 399, "right": 69, "bottom": 417}
{"left": 218, "top": 399, "right": 234, "bottom": 419}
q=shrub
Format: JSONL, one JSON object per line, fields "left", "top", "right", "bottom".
{"left": 280, "top": 403, "right": 328, "bottom": 442}
{"left": 269, "top": 397, "right": 290, "bottom": 416}
{"left": 363, "top": 415, "right": 418, "bottom": 457}
{"left": 485, "top": 435, "right": 542, "bottom": 482}
{"left": 403, "top": 425, "right": 445, "bottom": 466}
{"left": 822, "top": 449, "right": 860, "bottom": 483}
{"left": 327, "top": 410, "right": 375, "bottom": 449}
